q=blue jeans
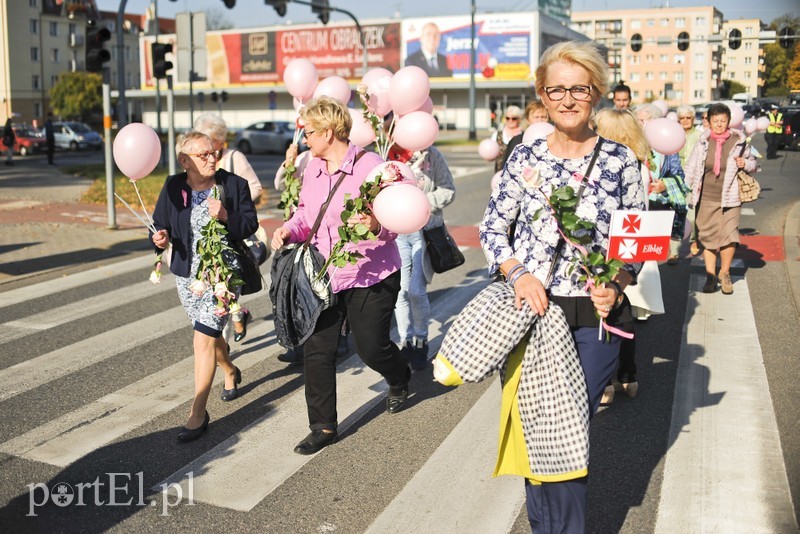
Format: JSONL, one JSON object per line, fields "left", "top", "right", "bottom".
{"left": 394, "top": 231, "right": 430, "bottom": 342}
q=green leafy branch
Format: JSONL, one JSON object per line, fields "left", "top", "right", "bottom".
{"left": 277, "top": 160, "right": 301, "bottom": 221}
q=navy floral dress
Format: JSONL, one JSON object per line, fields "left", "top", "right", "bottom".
{"left": 175, "top": 187, "right": 241, "bottom": 334}
{"left": 480, "top": 137, "right": 646, "bottom": 299}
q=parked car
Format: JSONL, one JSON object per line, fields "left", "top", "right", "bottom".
{"left": 779, "top": 107, "right": 800, "bottom": 151}
{"left": 53, "top": 121, "right": 103, "bottom": 150}
{"left": 0, "top": 125, "right": 46, "bottom": 156}
{"left": 234, "top": 121, "right": 296, "bottom": 155}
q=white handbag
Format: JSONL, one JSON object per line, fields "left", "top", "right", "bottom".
{"left": 624, "top": 260, "right": 664, "bottom": 316}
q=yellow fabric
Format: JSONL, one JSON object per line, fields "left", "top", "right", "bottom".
{"left": 493, "top": 340, "right": 588, "bottom": 484}
{"left": 767, "top": 112, "right": 783, "bottom": 134}
{"left": 432, "top": 354, "right": 464, "bottom": 386}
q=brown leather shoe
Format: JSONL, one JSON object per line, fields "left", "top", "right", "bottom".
{"left": 719, "top": 272, "right": 734, "bottom": 295}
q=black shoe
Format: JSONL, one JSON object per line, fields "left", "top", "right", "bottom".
{"left": 387, "top": 383, "right": 409, "bottom": 414}
{"left": 702, "top": 274, "right": 718, "bottom": 293}
{"left": 221, "top": 366, "right": 242, "bottom": 401}
{"left": 233, "top": 310, "right": 251, "bottom": 343}
{"left": 177, "top": 411, "right": 210, "bottom": 443}
{"left": 293, "top": 429, "right": 338, "bottom": 455}
{"left": 410, "top": 340, "right": 429, "bottom": 371}
{"left": 399, "top": 340, "right": 414, "bottom": 363}
{"left": 278, "top": 346, "right": 304, "bottom": 364}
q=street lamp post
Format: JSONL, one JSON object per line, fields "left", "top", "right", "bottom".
{"left": 468, "top": 0, "right": 477, "bottom": 141}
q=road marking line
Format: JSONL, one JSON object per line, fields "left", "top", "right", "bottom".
{"left": 655, "top": 274, "right": 798, "bottom": 533}
{"left": 366, "top": 380, "right": 525, "bottom": 534}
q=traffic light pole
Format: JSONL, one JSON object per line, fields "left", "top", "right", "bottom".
{"left": 468, "top": 0, "right": 476, "bottom": 141}
{"left": 116, "top": 0, "right": 129, "bottom": 128}
{"left": 153, "top": 0, "right": 162, "bottom": 136}
{"left": 167, "top": 76, "right": 177, "bottom": 176}
{"left": 103, "top": 69, "right": 116, "bottom": 229}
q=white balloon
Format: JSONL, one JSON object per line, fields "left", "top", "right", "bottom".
{"left": 522, "top": 122, "right": 555, "bottom": 143}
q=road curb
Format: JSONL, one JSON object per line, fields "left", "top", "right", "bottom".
{"left": 783, "top": 200, "right": 800, "bottom": 314}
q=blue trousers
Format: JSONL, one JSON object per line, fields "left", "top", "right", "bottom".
{"left": 525, "top": 326, "right": 621, "bottom": 533}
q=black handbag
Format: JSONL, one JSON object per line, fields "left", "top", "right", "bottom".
{"left": 233, "top": 241, "right": 263, "bottom": 295}
{"left": 423, "top": 224, "right": 465, "bottom": 274}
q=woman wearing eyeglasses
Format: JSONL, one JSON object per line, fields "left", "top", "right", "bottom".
{"left": 271, "top": 97, "right": 411, "bottom": 456}
{"left": 676, "top": 105, "right": 702, "bottom": 256}
{"left": 491, "top": 105, "right": 523, "bottom": 172}
{"left": 479, "top": 41, "right": 645, "bottom": 532}
{"left": 151, "top": 131, "right": 259, "bottom": 442}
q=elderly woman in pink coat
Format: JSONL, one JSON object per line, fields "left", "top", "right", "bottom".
{"left": 684, "top": 102, "right": 757, "bottom": 295}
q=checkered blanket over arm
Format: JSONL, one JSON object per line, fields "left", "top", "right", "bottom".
{"left": 437, "top": 281, "right": 590, "bottom": 476}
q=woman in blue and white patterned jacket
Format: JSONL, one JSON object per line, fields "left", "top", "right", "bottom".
{"left": 479, "top": 40, "right": 645, "bottom": 533}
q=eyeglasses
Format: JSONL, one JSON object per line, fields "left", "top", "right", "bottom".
{"left": 678, "top": 115, "right": 694, "bottom": 120}
{"left": 544, "top": 85, "right": 593, "bottom": 102}
{"left": 505, "top": 116, "right": 520, "bottom": 121}
{"left": 186, "top": 150, "right": 218, "bottom": 162}
{"left": 302, "top": 129, "right": 315, "bottom": 139}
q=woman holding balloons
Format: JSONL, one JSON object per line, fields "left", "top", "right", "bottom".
{"left": 270, "top": 96, "right": 412, "bottom": 456}
{"left": 387, "top": 120, "right": 456, "bottom": 371}
{"left": 151, "top": 131, "right": 258, "bottom": 442}
{"left": 684, "top": 102, "right": 757, "bottom": 295}
{"left": 480, "top": 41, "right": 645, "bottom": 532}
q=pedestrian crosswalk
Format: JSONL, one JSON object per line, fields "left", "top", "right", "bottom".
{"left": 0, "top": 251, "right": 797, "bottom": 532}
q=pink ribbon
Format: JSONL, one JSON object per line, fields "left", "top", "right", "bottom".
{"left": 182, "top": 190, "right": 188, "bottom": 208}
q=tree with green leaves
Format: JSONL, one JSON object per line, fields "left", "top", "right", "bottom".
{"left": 788, "top": 43, "right": 800, "bottom": 91}
{"left": 49, "top": 72, "right": 103, "bottom": 123}
{"left": 720, "top": 80, "right": 748, "bottom": 99}
{"left": 763, "top": 43, "right": 791, "bottom": 97}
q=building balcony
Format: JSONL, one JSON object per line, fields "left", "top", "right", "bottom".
{"left": 69, "top": 58, "right": 84, "bottom": 72}
{"left": 68, "top": 33, "right": 84, "bottom": 48}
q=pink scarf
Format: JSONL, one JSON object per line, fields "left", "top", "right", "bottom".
{"left": 709, "top": 130, "right": 731, "bottom": 177}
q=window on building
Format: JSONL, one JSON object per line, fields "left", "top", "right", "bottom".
{"left": 745, "top": 71, "right": 752, "bottom": 79}
{"left": 660, "top": 18, "right": 669, "bottom": 27}
{"left": 49, "top": 21, "right": 58, "bottom": 36}
{"left": 645, "top": 90, "right": 654, "bottom": 99}
{"left": 745, "top": 42, "right": 753, "bottom": 50}
{"left": 127, "top": 72, "right": 132, "bottom": 87}
{"left": 30, "top": 19, "right": 38, "bottom": 34}
{"left": 729, "top": 72, "right": 736, "bottom": 79}
{"left": 660, "top": 71, "right": 668, "bottom": 80}
{"left": 660, "top": 54, "right": 668, "bottom": 62}
{"left": 646, "top": 72, "right": 654, "bottom": 81}
{"left": 31, "top": 47, "right": 39, "bottom": 61}
{"left": 633, "top": 90, "right": 640, "bottom": 99}
{"left": 647, "top": 19, "right": 655, "bottom": 27}
{"left": 674, "top": 54, "right": 685, "bottom": 64}
{"left": 676, "top": 17, "right": 686, "bottom": 28}
{"left": 630, "top": 55, "right": 640, "bottom": 65}
{"left": 34, "top": 102, "right": 42, "bottom": 118}
{"left": 729, "top": 57, "right": 736, "bottom": 65}
{"left": 694, "top": 71, "right": 705, "bottom": 81}
{"left": 694, "top": 89, "right": 705, "bottom": 99}
{"left": 51, "top": 48, "right": 59, "bottom": 63}
{"left": 674, "top": 71, "right": 684, "bottom": 82}
{"left": 29, "top": 0, "right": 37, "bottom": 7}
{"left": 51, "top": 75, "right": 58, "bottom": 87}
{"left": 631, "top": 19, "right": 641, "bottom": 29}
{"left": 630, "top": 73, "right": 640, "bottom": 82}
{"left": 646, "top": 54, "right": 654, "bottom": 63}
{"left": 69, "top": 23, "right": 76, "bottom": 35}
{"left": 695, "top": 17, "right": 706, "bottom": 26}
{"left": 744, "top": 57, "right": 752, "bottom": 64}
{"left": 32, "top": 75, "right": 40, "bottom": 90}
{"left": 125, "top": 46, "right": 131, "bottom": 61}
{"left": 745, "top": 27, "right": 753, "bottom": 36}
{"left": 694, "top": 53, "right": 705, "bottom": 63}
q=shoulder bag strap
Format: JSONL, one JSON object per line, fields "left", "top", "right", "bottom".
{"left": 303, "top": 150, "right": 366, "bottom": 249}
{"left": 543, "top": 137, "right": 604, "bottom": 288}
{"left": 227, "top": 149, "right": 236, "bottom": 174}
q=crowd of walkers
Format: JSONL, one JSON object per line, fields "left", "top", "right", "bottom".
{"left": 146, "top": 39, "right": 757, "bottom": 533}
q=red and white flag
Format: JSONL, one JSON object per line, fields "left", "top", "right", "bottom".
{"left": 608, "top": 210, "right": 675, "bottom": 263}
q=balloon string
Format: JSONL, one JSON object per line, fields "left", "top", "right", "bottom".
{"left": 132, "top": 180, "right": 155, "bottom": 230}
{"left": 114, "top": 192, "right": 157, "bottom": 233}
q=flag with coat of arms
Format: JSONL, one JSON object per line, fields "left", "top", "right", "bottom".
{"left": 608, "top": 211, "right": 675, "bottom": 263}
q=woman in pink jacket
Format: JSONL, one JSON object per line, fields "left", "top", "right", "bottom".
{"left": 684, "top": 102, "right": 757, "bottom": 295}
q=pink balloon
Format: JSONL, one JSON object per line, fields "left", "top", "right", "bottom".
{"left": 367, "top": 75, "right": 393, "bottom": 117}
{"left": 401, "top": 96, "right": 434, "bottom": 116}
{"left": 729, "top": 104, "right": 745, "bottom": 129}
{"left": 348, "top": 108, "right": 376, "bottom": 148}
{"left": 644, "top": 118, "right": 686, "bottom": 155}
{"left": 652, "top": 100, "right": 669, "bottom": 117}
{"left": 522, "top": 122, "right": 555, "bottom": 142}
{"left": 283, "top": 59, "right": 318, "bottom": 101}
{"left": 313, "top": 76, "right": 352, "bottom": 105}
{"left": 756, "top": 116, "right": 770, "bottom": 132}
{"left": 478, "top": 138, "right": 500, "bottom": 160}
{"left": 361, "top": 67, "right": 393, "bottom": 89}
{"left": 365, "top": 160, "right": 417, "bottom": 185}
{"left": 389, "top": 66, "right": 430, "bottom": 116}
{"left": 666, "top": 111, "right": 678, "bottom": 121}
{"left": 113, "top": 123, "right": 161, "bottom": 181}
{"left": 373, "top": 183, "right": 431, "bottom": 234}
{"left": 491, "top": 171, "right": 502, "bottom": 192}
{"left": 744, "top": 118, "right": 758, "bottom": 135}
{"left": 392, "top": 111, "right": 438, "bottom": 152}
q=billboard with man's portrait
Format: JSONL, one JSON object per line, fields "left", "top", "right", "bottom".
{"left": 402, "top": 14, "right": 536, "bottom": 81}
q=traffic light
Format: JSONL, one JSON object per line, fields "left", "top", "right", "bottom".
{"left": 779, "top": 27, "right": 796, "bottom": 49}
{"left": 85, "top": 20, "right": 111, "bottom": 73}
{"left": 221, "top": 0, "right": 236, "bottom": 7}
{"left": 312, "top": 0, "right": 330, "bottom": 25}
{"left": 265, "top": 0, "right": 288, "bottom": 16}
{"left": 151, "top": 42, "right": 173, "bottom": 79}
{"left": 677, "top": 31, "right": 690, "bottom": 51}
{"left": 630, "top": 33, "right": 642, "bottom": 52}
{"left": 728, "top": 28, "right": 742, "bottom": 50}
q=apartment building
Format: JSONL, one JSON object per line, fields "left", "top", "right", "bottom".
{"left": 0, "top": 0, "right": 169, "bottom": 125}
{"left": 571, "top": 6, "right": 725, "bottom": 107}
{"left": 721, "top": 19, "right": 767, "bottom": 98}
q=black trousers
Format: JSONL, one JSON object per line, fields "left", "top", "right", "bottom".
{"left": 302, "top": 271, "right": 410, "bottom": 431}
{"left": 765, "top": 132, "right": 779, "bottom": 159}
{"left": 46, "top": 144, "right": 55, "bottom": 165}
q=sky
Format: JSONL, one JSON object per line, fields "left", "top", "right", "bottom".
{"left": 94, "top": 0, "right": 798, "bottom": 29}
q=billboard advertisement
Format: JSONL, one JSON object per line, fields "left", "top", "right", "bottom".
{"left": 141, "top": 22, "right": 401, "bottom": 89}
{"left": 401, "top": 14, "right": 536, "bottom": 81}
